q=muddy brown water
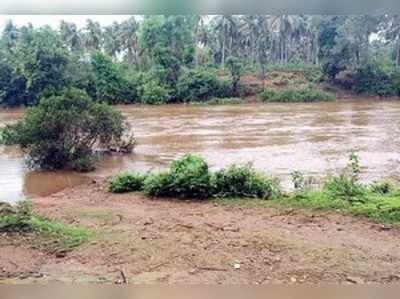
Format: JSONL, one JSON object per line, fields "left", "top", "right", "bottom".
{"left": 1, "top": 99, "right": 400, "bottom": 203}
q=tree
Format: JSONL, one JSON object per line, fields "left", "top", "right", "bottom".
{"left": 59, "top": 21, "right": 82, "bottom": 51}
{"left": 90, "top": 51, "right": 137, "bottom": 103}
{"left": 12, "top": 26, "right": 69, "bottom": 105}
{"left": 225, "top": 56, "right": 244, "bottom": 92}
{"left": 83, "top": 19, "right": 103, "bottom": 51}
{"left": 2, "top": 88, "right": 134, "bottom": 171}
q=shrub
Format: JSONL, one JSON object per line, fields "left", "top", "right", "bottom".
{"left": 90, "top": 51, "right": 138, "bottom": 104}
{"left": 351, "top": 63, "right": 396, "bottom": 96}
{"left": 2, "top": 88, "right": 134, "bottom": 171}
{"left": 369, "top": 180, "right": 396, "bottom": 195}
{"left": 323, "top": 174, "right": 365, "bottom": 201}
{"left": 140, "top": 79, "right": 171, "bottom": 104}
{"left": 177, "top": 68, "right": 221, "bottom": 101}
{"left": 190, "top": 97, "right": 242, "bottom": 106}
{"left": 211, "top": 164, "right": 281, "bottom": 200}
{"left": 108, "top": 172, "right": 147, "bottom": 193}
{"left": 323, "top": 152, "right": 365, "bottom": 201}
{"left": 225, "top": 56, "right": 244, "bottom": 92}
{"left": 143, "top": 171, "right": 174, "bottom": 197}
{"left": 144, "top": 154, "right": 212, "bottom": 199}
{"left": 259, "top": 87, "right": 335, "bottom": 102}
{"left": 291, "top": 170, "right": 314, "bottom": 191}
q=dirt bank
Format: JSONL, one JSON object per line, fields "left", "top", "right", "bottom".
{"left": 1, "top": 179, "right": 400, "bottom": 284}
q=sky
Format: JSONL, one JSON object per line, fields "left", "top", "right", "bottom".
{"left": 0, "top": 15, "right": 134, "bottom": 31}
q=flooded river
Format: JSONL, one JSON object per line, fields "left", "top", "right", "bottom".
{"left": 1, "top": 99, "right": 400, "bottom": 203}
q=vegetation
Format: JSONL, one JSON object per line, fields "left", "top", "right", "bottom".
{"left": 1, "top": 15, "right": 400, "bottom": 107}
{"left": 144, "top": 154, "right": 213, "bottom": 199}
{"left": 109, "top": 152, "right": 400, "bottom": 224}
{"left": 0, "top": 201, "right": 91, "bottom": 251}
{"left": 108, "top": 172, "right": 147, "bottom": 193}
{"left": 189, "top": 97, "right": 242, "bottom": 106}
{"left": 211, "top": 164, "right": 281, "bottom": 199}
{"left": 1, "top": 88, "right": 134, "bottom": 171}
{"left": 259, "top": 87, "right": 335, "bottom": 102}
{"left": 112, "top": 154, "right": 282, "bottom": 200}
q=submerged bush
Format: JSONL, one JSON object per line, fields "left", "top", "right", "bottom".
{"left": 211, "top": 164, "right": 281, "bottom": 200}
{"left": 2, "top": 88, "right": 134, "bottom": 171}
{"left": 259, "top": 87, "right": 334, "bottom": 102}
{"left": 144, "top": 154, "right": 212, "bottom": 199}
{"left": 108, "top": 172, "right": 147, "bottom": 193}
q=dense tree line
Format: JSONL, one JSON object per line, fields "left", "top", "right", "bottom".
{"left": 1, "top": 15, "right": 400, "bottom": 107}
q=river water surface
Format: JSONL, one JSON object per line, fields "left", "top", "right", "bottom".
{"left": 1, "top": 99, "right": 400, "bottom": 203}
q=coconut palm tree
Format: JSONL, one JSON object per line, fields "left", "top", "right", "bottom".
{"left": 83, "top": 19, "right": 103, "bottom": 51}
{"left": 59, "top": 21, "right": 82, "bottom": 51}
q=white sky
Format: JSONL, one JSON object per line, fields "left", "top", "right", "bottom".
{"left": 0, "top": 15, "right": 134, "bottom": 31}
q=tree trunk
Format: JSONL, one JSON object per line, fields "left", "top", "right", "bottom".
{"left": 221, "top": 37, "right": 225, "bottom": 68}
{"left": 396, "top": 46, "right": 400, "bottom": 66}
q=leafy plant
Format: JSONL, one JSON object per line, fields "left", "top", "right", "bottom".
{"left": 2, "top": 88, "right": 134, "bottom": 171}
{"left": 140, "top": 79, "right": 171, "bottom": 104}
{"left": 108, "top": 172, "right": 147, "bottom": 193}
{"left": 259, "top": 87, "right": 334, "bottom": 102}
{"left": 291, "top": 170, "right": 314, "bottom": 191}
{"left": 211, "top": 164, "right": 281, "bottom": 200}
{"left": 177, "top": 68, "right": 221, "bottom": 101}
{"left": 144, "top": 154, "right": 212, "bottom": 199}
{"left": 369, "top": 180, "right": 396, "bottom": 194}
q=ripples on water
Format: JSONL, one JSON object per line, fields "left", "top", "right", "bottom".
{"left": 1, "top": 99, "right": 400, "bottom": 203}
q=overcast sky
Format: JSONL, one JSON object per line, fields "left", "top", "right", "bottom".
{"left": 0, "top": 15, "right": 134, "bottom": 31}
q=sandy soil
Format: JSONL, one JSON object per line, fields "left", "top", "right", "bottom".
{"left": 1, "top": 179, "right": 400, "bottom": 284}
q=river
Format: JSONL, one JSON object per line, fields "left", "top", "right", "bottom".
{"left": 1, "top": 99, "right": 400, "bottom": 203}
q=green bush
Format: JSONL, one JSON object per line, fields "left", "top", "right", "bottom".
{"left": 91, "top": 51, "right": 138, "bottom": 104}
{"left": 323, "top": 174, "right": 366, "bottom": 201}
{"left": 369, "top": 180, "right": 396, "bottom": 195}
{"left": 190, "top": 97, "right": 242, "bottom": 106}
{"left": 140, "top": 79, "right": 171, "bottom": 104}
{"left": 351, "top": 63, "right": 396, "bottom": 96}
{"left": 211, "top": 164, "right": 281, "bottom": 200}
{"left": 144, "top": 154, "right": 212, "bottom": 199}
{"left": 108, "top": 172, "right": 147, "bottom": 193}
{"left": 2, "top": 88, "right": 133, "bottom": 171}
{"left": 259, "top": 87, "right": 335, "bottom": 102}
{"left": 177, "top": 68, "right": 221, "bottom": 101}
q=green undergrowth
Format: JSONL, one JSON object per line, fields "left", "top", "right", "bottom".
{"left": 189, "top": 97, "right": 242, "bottom": 106}
{"left": 0, "top": 201, "right": 92, "bottom": 252}
{"left": 259, "top": 87, "right": 335, "bottom": 102}
{"left": 109, "top": 152, "right": 400, "bottom": 225}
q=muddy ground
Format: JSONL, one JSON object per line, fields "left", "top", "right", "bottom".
{"left": 1, "top": 179, "right": 400, "bottom": 284}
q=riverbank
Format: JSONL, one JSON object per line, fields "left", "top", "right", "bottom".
{"left": 2, "top": 98, "right": 400, "bottom": 204}
{"left": 1, "top": 178, "right": 400, "bottom": 284}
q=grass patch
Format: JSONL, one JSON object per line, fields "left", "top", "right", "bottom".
{"left": 259, "top": 87, "right": 335, "bottom": 102}
{"left": 190, "top": 97, "right": 242, "bottom": 106}
{"left": 0, "top": 201, "right": 92, "bottom": 252}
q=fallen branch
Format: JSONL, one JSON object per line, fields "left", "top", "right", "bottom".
{"left": 197, "top": 267, "right": 228, "bottom": 272}
{"left": 120, "top": 269, "right": 128, "bottom": 285}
